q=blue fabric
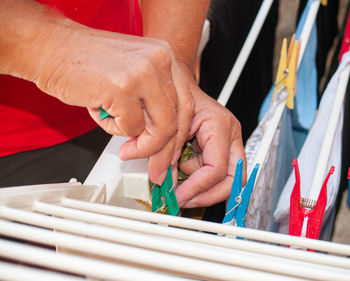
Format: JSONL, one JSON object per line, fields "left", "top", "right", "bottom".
{"left": 269, "top": 109, "right": 297, "bottom": 232}
{"left": 258, "top": 0, "right": 318, "bottom": 149}
{"left": 292, "top": 22, "right": 318, "bottom": 152}
{"left": 258, "top": 85, "right": 274, "bottom": 121}
{"left": 295, "top": 0, "right": 313, "bottom": 39}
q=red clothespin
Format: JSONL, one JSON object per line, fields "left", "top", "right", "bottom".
{"left": 289, "top": 159, "right": 334, "bottom": 249}
{"left": 339, "top": 9, "right": 350, "bottom": 62}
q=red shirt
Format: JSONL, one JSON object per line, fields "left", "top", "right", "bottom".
{"left": 0, "top": 0, "right": 142, "bottom": 157}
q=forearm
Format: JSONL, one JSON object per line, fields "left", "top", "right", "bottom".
{"left": 141, "top": 0, "right": 209, "bottom": 74}
{"left": 0, "top": 0, "right": 69, "bottom": 81}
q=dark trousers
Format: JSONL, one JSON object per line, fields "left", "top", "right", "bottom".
{"left": 0, "top": 127, "right": 111, "bottom": 188}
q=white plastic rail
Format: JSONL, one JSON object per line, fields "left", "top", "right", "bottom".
{"left": 217, "top": 0, "right": 274, "bottom": 106}
{"left": 0, "top": 191, "right": 350, "bottom": 280}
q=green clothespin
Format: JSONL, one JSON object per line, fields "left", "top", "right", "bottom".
{"left": 98, "top": 106, "right": 179, "bottom": 215}
{"left": 98, "top": 107, "right": 110, "bottom": 120}
{"left": 151, "top": 183, "right": 163, "bottom": 212}
{"left": 151, "top": 166, "right": 180, "bottom": 216}
{"left": 161, "top": 167, "right": 179, "bottom": 216}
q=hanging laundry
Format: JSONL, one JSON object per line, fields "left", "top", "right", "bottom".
{"left": 341, "top": 10, "right": 350, "bottom": 212}
{"left": 244, "top": 36, "right": 300, "bottom": 231}
{"left": 268, "top": 109, "right": 297, "bottom": 232}
{"left": 258, "top": 0, "right": 318, "bottom": 153}
{"left": 323, "top": 9, "right": 350, "bottom": 239}
{"left": 244, "top": 88, "right": 287, "bottom": 230}
{"left": 247, "top": 0, "right": 320, "bottom": 232}
{"left": 292, "top": 0, "right": 318, "bottom": 151}
{"left": 339, "top": 9, "right": 350, "bottom": 62}
{"left": 274, "top": 52, "right": 350, "bottom": 236}
{"left": 330, "top": 8, "right": 350, "bottom": 237}
{"left": 278, "top": 10, "right": 350, "bottom": 239}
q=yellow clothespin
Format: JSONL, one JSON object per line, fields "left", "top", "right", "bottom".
{"left": 320, "top": 0, "right": 327, "bottom": 6}
{"left": 286, "top": 34, "right": 296, "bottom": 66}
{"left": 271, "top": 38, "right": 287, "bottom": 103}
{"left": 285, "top": 37, "right": 300, "bottom": 109}
{"left": 271, "top": 35, "right": 300, "bottom": 109}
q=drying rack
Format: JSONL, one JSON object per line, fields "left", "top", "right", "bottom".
{"left": 1, "top": 181, "right": 350, "bottom": 281}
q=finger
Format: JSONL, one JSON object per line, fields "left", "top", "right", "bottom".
{"left": 175, "top": 132, "right": 230, "bottom": 206}
{"left": 105, "top": 95, "right": 146, "bottom": 136}
{"left": 148, "top": 137, "right": 176, "bottom": 184}
{"left": 172, "top": 162, "right": 179, "bottom": 188}
{"left": 118, "top": 134, "right": 176, "bottom": 184}
{"left": 178, "top": 155, "right": 202, "bottom": 176}
{"left": 118, "top": 69, "right": 177, "bottom": 161}
{"left": 181, "top": 136, "right": 246, "bottom": 208}
{"left": 88, "top": 97, "right": 145, "bottom": 136}
{"left": 182, "top": 176, "right": 232, "bottom": 208}
{"left": 119, "top": 105, "right": 176, "bottom": 185}
{"left": 171, "top": 64, "right": 194, "bottom": 164}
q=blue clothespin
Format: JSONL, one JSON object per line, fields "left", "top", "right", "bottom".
{"left": 222, "top": 159, "right": 259, "bottom": 228}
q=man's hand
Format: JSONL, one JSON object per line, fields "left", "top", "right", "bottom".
{"left": 0, "top": 0, "right": 194, "bottom": 185}
{"left": 175, "top": 64, "right": 247, "bottom": 208}
{"left": 38, "top": 29, "right": 194, "bottom": 185}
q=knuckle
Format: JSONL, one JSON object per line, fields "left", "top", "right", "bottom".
{"left": 136, "top": 57, "right": 154, "bottom": 78}
{"left": 116, "top": 116, "right": 143, "bottom": 136}
{"left": 100, "top": 124, "right": 115, "bottom": 136}
{"left": 220, "top": 108, "right": 242, "bottom": 134}
{"left": 155, "top": 39, "right": 172, "bottom": 57}
{"left": 148, "top": 40, "right": 173, "bottom": 66}
{"left": 233, "top": 116, "right": 242, "bottom": 132}
{"left": 116, "top": 59, "right": 152, "bottom": 92}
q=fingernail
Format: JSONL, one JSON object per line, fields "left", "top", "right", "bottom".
{"left": 172, "top": 148, "right": 182, "bottom": 165}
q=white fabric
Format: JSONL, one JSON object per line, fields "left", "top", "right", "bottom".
{"left": 274, "top": 52, "right": 350, "bottom": 234}
{"left": 244, "top": 91, "right": 287, "bottom": 230}
{"left": 245, "top": 128, "right": 280, "bottom": 230}
{"left": 245, "top": 91, "right": 287, "bottom": 174}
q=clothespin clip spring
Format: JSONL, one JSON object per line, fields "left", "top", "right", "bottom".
{"left": 274, "top": 69, "right": 289, "bottom": 89}
{"left": 225, "top": 193, "right": 243, "bottom": 217}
